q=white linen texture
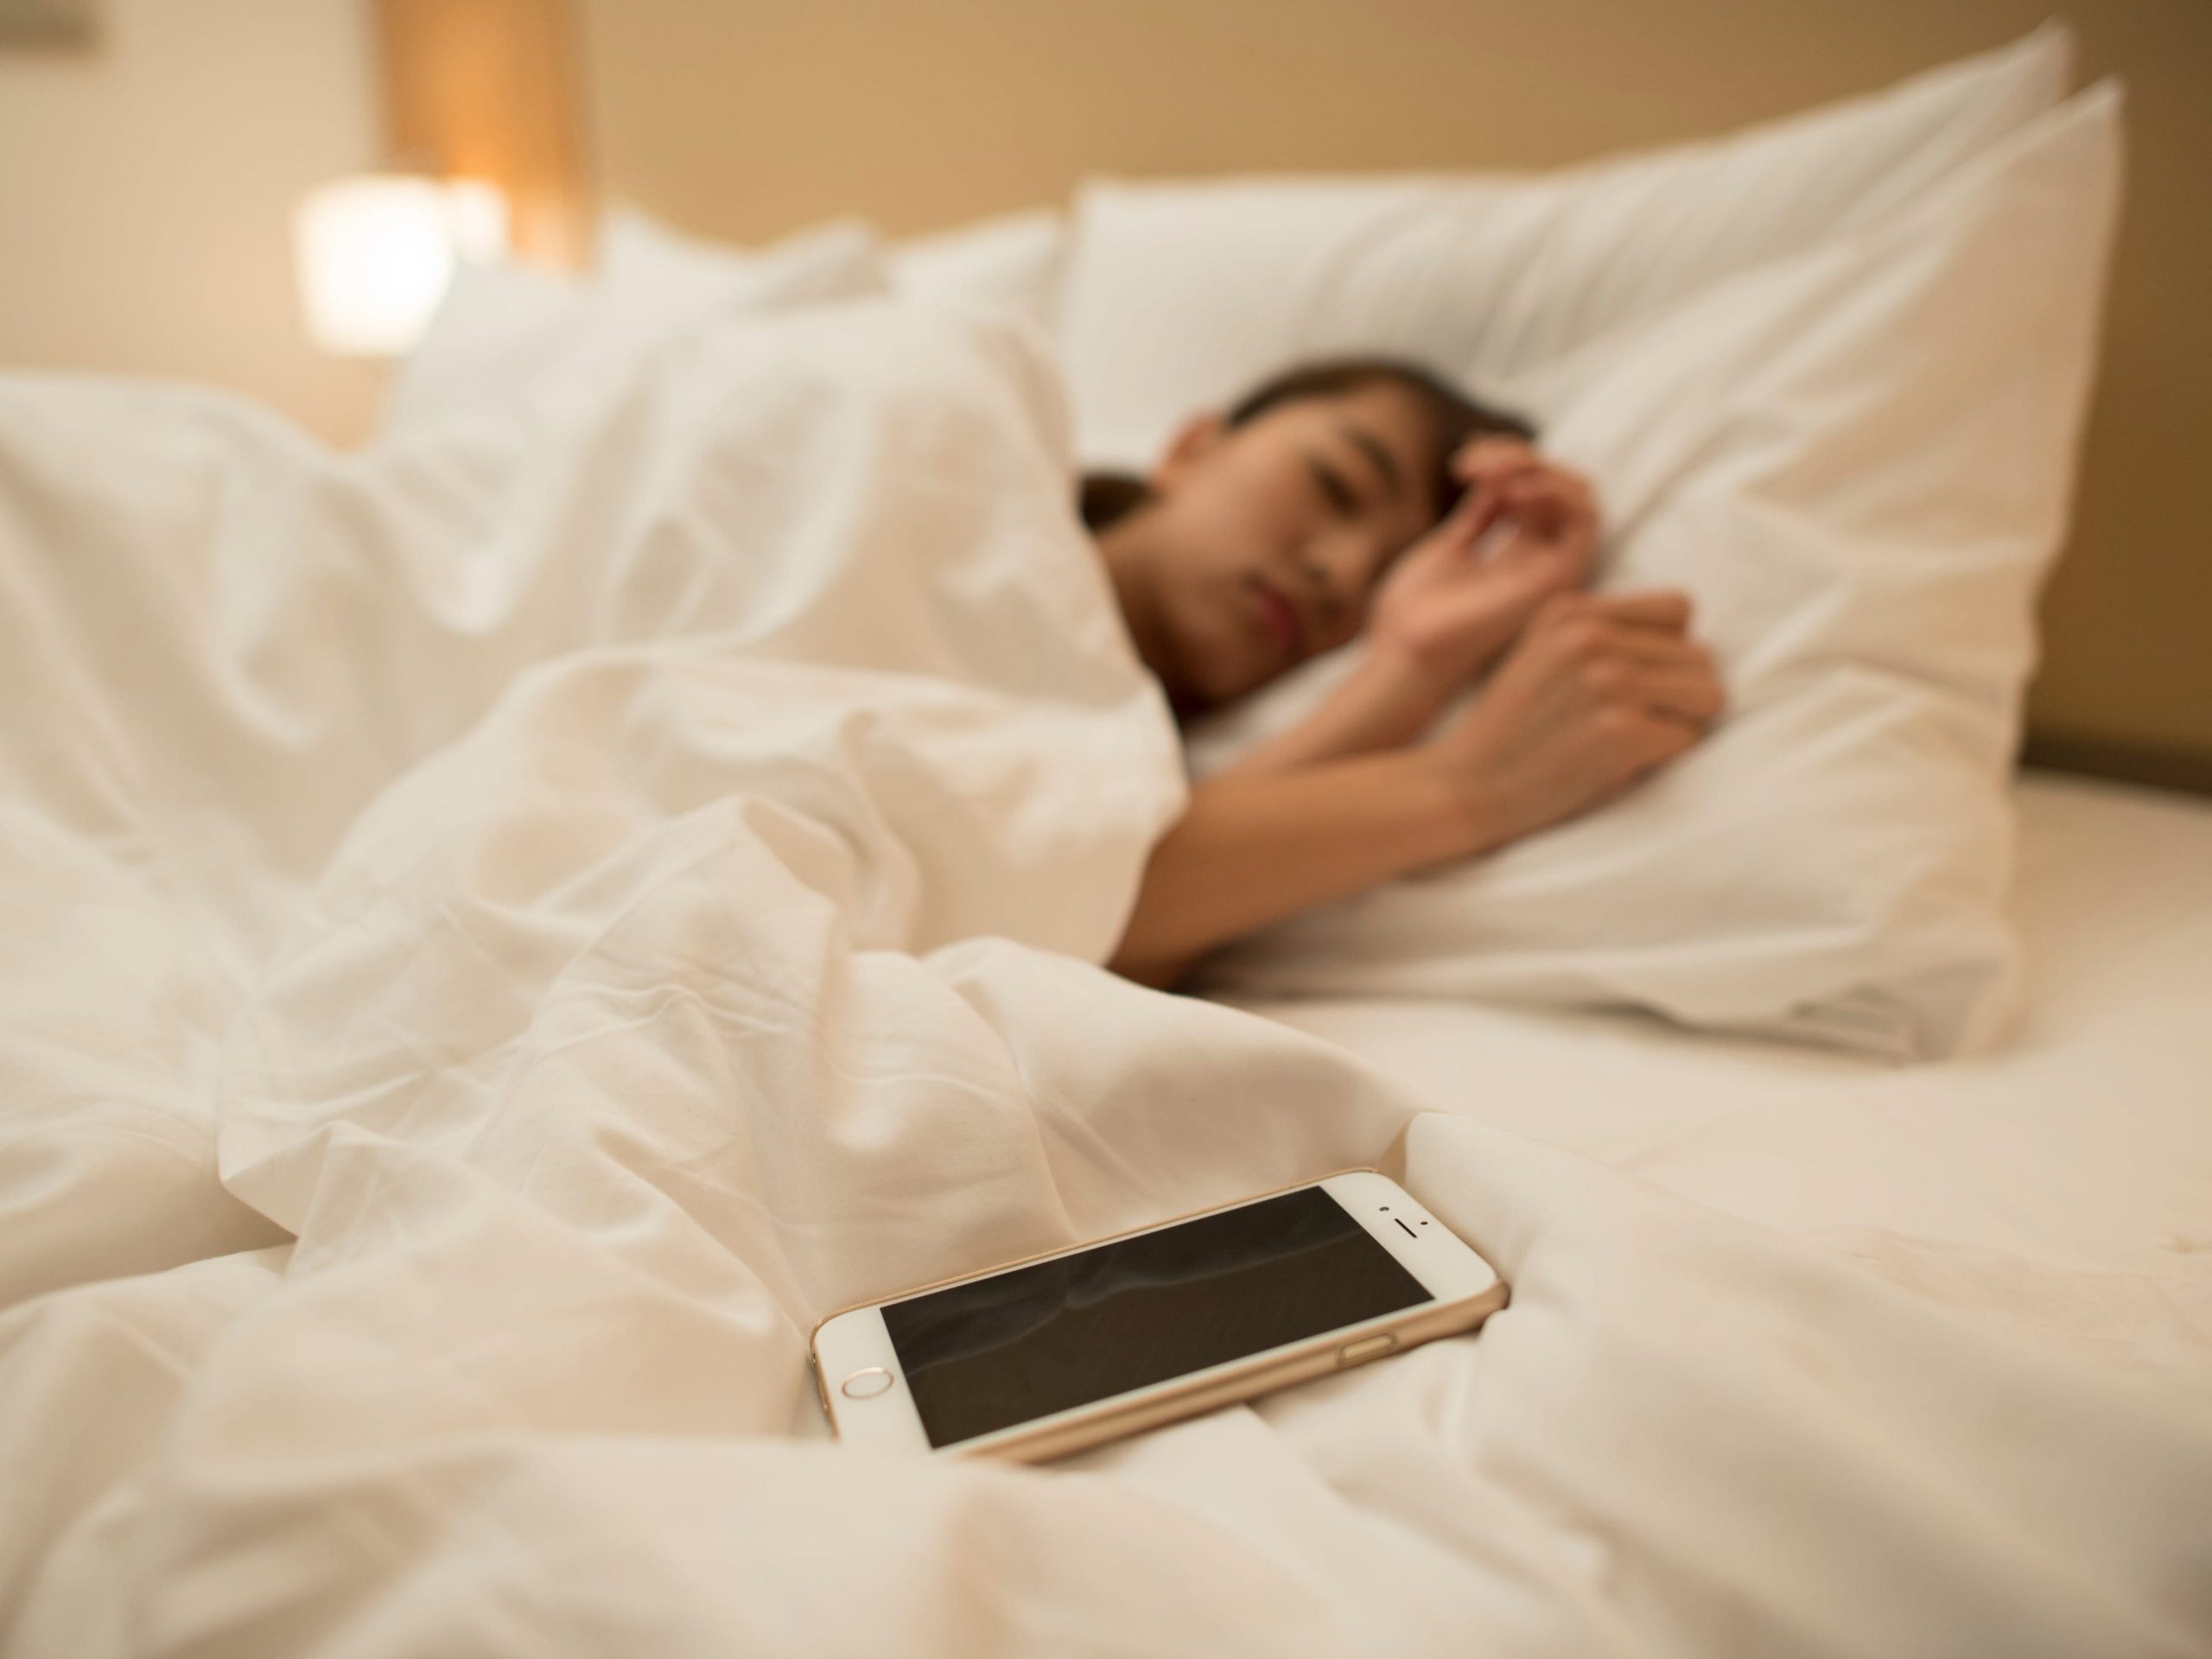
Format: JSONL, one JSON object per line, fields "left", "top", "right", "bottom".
{"left": 3, "top": 290, "right": 2209, "bottom": 1657}
{"left": 1076, "top": 31, "right": 2117, "bottom": 1058}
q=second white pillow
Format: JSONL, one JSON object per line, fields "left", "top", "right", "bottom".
{"left": 1192, "top": 87, "right": 2124, "bottom": 1060}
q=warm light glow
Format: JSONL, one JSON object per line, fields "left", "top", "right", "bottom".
{"left": 293, "top": 175, "right": 509, "bottom": 357}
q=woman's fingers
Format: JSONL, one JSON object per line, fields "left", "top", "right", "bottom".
{"left": 1551, "top": 589, "right": 1695, "bottom": 632}
{"left": 1503, "top": 474, "right": 1594, "bottom": 529}
{"left": 1527, "top": 588, "right": 1725, "bottom": 722}
{"left": 1472, "top": 467, "right": 1599, "bottom": 563}
{"left": 1633, "top": 665, "right": 1727, "bottom": 724}
{"left": 1497, "top": 485, "right": 1586, "bottom": 545}
{"left": 1451, "top": 435, "right": 1541, "bottom": 481}
{"left": 1444, "top": 442, "right": 1603, "bottom": 575}
{"left": 1433, "top": 462, "right": 1539, "bottom": 553}
{"left": 1497, "top": 466, "right": 1592, "bottom": 505}
{"left": 1439, "top": 472, "right": 1506, "bottom": 547}
{"left": 1608, "top": 629, "right": 1713, "bottom": 671}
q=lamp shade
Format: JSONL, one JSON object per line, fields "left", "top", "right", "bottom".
{"left": 293, "top": 175, "right": 508, "bottom": 357}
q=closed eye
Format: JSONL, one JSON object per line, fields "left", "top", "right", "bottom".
{"left": 1308, "top": 458, "right": 1360, "bottom": 516}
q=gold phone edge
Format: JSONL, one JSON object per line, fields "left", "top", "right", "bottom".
{"left": 957, "top": 1277, "right": 1509, "bottom": 1466}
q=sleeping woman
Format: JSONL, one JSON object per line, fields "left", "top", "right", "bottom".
{"left": 1090, "top": 359, "right": 1726, "bottom": 988}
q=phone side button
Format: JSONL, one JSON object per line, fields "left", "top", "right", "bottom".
{"left": 1338, "top": 1334, "right": 1399, "bottom": 1368}
{"left": 841, "top": 1367, "right": 897, "bottom": 1399}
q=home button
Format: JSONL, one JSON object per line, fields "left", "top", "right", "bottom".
{"left": 841, "top": 1366, "right": 896, "bottom": 1399}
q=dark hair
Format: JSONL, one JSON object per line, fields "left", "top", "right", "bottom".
{"left": 1078, "top": 356, "right": 1536, "bottom": 532}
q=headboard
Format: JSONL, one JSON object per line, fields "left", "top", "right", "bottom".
{"left": 394, "top": 0, "right": 2212, "bottom": 791}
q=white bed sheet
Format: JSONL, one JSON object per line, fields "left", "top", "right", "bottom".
{"left": 1230, "top": 771, "right": 2212, "bottom": 1377}
{"left": 6, "top": 308, "right": 2209, "bottom": 1655}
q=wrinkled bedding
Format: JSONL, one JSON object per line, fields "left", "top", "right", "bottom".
{"left": 2, "top": 304, "right": 2207, "bottom": 1656}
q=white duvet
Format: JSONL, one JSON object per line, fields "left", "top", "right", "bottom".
{"left": 2, "top": 306, "right": 2206, "bottom": 1656}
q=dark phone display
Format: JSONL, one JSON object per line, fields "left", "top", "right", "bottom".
{"left": 881, "top": 1186, "right": 1432, "bottom": 1448}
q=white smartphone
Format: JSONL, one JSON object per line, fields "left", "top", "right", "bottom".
{"left": 810, "top": 1168, "right": 1506, "bottom": 1464}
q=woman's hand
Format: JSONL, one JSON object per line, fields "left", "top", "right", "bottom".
{"left": 1231, "top": 441, "right": 1605, "bottom": 779}
{"left": 1427, "top": 589, "right": 1724, "bottom": 855}
{"left": 1113, "top": 588, "right": 1722, "bottom": 988}
{"left": 1367, "top": 437, "right": 1601, "bottom": 695}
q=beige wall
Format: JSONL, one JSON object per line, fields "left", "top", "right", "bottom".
{"left": 584, "top": 0, "right": 2212, "bottom": 772}
{"left": 0, "top": 0, "right": 383, "bottom": 442}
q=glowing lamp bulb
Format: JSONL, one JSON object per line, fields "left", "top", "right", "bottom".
{"left": 293, "top": 175, "right": 508, "bottom": 357}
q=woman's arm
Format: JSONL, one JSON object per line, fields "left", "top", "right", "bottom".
{"left": 1109, "top": 746, "right": 1492, "bottom": 988}
{"left": 1225, "top": 645, "right": 1458, "bottom": 778}
{"left": 1109, "top": 591, "right": 1722, "bottom": 988}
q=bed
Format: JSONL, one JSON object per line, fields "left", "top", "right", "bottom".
{"left": 1237, "top": 770, "right": 2212, "bottom": 1382}
{"left": 3, "top": 286, "right": 2206, "bottom": 1659}
{"left": 4, "top": 21, "right": 2210, "bottom": 1659}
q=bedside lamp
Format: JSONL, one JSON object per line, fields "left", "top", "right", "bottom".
{"left": 293, "top": 175, "right": 508, "bottom": 358}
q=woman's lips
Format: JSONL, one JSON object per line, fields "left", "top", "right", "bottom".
{"left": 1249, "top": 576, "right": 1307, "bottom": 658}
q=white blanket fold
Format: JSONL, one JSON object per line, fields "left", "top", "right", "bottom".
{"left": 1, "top": 305, "right": 2204, "bottom": 1657}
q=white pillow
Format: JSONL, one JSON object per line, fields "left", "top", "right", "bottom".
{"left": 1185, "top": 85, "right": 2122, "bottom": 1060}
{"left": 595, "top": 204, "right": 886, "bottom": 302}
{"left": 597, "top": 204, "right": 1066, "bottom": 329}
{"left": 887, "top": 207, "right": 1067, "bottom": 336}
{"left": 379, "top": 208, "right": 888, "bottom": 436}
{"left": 593, "top": 201, "right": 1065, "bottom": 331}
{"left": 1061, "top": 25, "right": 2072, "bottom": 469}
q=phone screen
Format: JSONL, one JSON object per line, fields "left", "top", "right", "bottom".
{"left": 880, "top": 1185, "right": 1432, "bottom": 1449}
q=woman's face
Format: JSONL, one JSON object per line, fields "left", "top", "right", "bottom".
{"left": 1118, "top": 381, "right": 1445, "bottom": 711}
